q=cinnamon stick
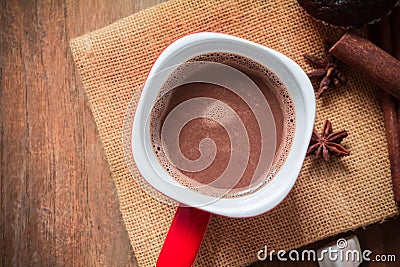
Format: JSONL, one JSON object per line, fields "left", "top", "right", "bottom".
{"left": 369, "top": 12, "right": 400, "bottom": 202}
{"left": 329, "top": 31, "right": 400, "bottom": 100}
{"left": 380, "top": 93, "right": 400, "bottom": 202}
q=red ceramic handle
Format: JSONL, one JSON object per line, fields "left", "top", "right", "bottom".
{"left": 157, "top": 206, "right": 211, "bottom": 267}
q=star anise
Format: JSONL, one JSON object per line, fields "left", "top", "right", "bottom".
{"left": 307, "top": 120, "right": 350, "bottom": 161}
{"left": 304, "top": 42, "right": 347, "bottom": 98}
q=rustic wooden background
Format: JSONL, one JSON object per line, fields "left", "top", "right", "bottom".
{"left": 1, "top": 0, "right": 399, "bottom": 266}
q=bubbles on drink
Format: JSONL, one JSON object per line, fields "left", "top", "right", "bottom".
{"left": 149, "top": 53, "right": 295, "bottom": 198}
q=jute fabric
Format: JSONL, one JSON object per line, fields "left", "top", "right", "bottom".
{"left": 70, "top": 0, "right": 399, "bottom": 266}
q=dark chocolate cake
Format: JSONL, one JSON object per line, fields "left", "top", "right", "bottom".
{"left": 297, "top": 0, "right": 398, "bottom": 27}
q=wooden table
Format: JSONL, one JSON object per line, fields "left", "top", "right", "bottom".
{"left": 1, "top": 1, "right": 399, "bottom": 266}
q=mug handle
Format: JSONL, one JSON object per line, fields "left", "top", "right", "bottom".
{"left": 157, "top": 206, "right": 212, "bottom": 267}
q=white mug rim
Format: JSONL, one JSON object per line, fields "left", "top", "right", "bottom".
{"left": 132, "top": 32, "right": 316, "bottom": 218}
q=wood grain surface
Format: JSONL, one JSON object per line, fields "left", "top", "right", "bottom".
{"left": 0, "top": 0, "right": 399, "bottom": 266}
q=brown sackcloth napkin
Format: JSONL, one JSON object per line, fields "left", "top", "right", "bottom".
{"left": 70, "top": 0, "right": 400, "bottom": 266}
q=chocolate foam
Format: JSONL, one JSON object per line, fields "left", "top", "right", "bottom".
{"left": 150, "top": 52, "right": 295, "bottom": 198}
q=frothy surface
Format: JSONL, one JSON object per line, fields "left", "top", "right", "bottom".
{"left": 150, "top": 52, "right": 295, "bottom": 198}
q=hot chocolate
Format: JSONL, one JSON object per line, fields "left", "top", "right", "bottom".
{"left": 150, "top": 52, "right": 295, "bottom": 198}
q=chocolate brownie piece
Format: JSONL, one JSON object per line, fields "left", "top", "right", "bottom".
{"left": 297, "top": 0, "right": 398, "bottom": 27}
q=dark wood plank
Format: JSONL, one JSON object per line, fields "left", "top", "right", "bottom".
{"left": 0, "top": 1, "right": 163, "bottom": 266}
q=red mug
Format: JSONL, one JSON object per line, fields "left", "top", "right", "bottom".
{"left": 131, "top": 32, "right": 316, "bottom": 266}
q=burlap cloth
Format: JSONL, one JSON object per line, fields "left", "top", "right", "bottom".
{"left": 70, "top": 0, "right": 400, "bottom": 266}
